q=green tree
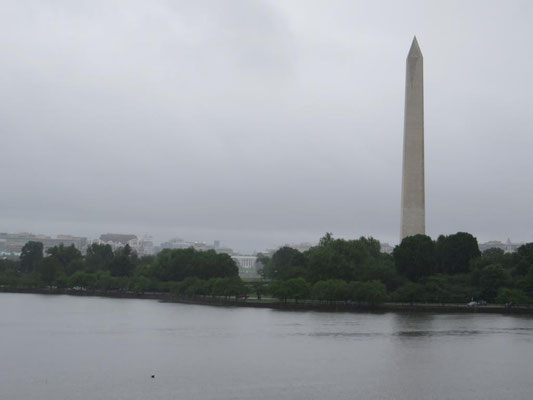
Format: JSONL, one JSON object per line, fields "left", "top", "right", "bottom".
{"left": 392, "top": 282, "right": 426, "bottom": 304}
{"left": 0, "top": 259, "right": 19, "bottom": 272}
{"left": 108, "top": 245, "right": 136, "bottom": 277}
{"left": 319, "top": 232, "right": 334, "bottom": 246}
{"left": 516, "top": 243, "right": 533, "bottom": 264}
{"left": 36, "top": 257, "right": 61, "bottom": 286}
{"left": 95, "top": 271, "right": 120, "bottom": 292}
{"left": 18, "top": 273, "right": 42, "bottom": 288}
{"left": 20, "top": 241, "right": 43, "bottom": 273}
{"left": 357, "top": 263, "right": 403, "bottom": 291}
{"left": 133, "top": 262, "right": 154, "bottom": 279}
{"left": 512, "top": 259, "right": 532, "bottom": 277}
{"left": 393, "top": 235, "right": 436, "bottom": 281}
{"left": 435, "top": 232, "right": 480, "bottom": 274}
{"left": 509, "top": 243, "right": 533, "bottom": 277}
{"left": 86, "top": 243, "right": 114, "bottom": 271}
{"left": 0, "top": 268, "right": 19, "bottom": 287}
{"left": 269, "top": 280, "right": 292, "bottom": 303}
{"left": 267, "top": 247, "right": 307, "bottom": 280}
{"left": 222, "top": 277, "right": 247, "bottom": 299}
{"left": 423, "top": 274, "right": 474, "bottom": 304}
{"left": 522, "top": 266, "right": 533, "bottom": 295}
{"left": 46, "top": 244, "right": 82, "bottom": 275}
{"left": 482, "top": 248, "right": 505, "bottom": 263}
{"left": 249, "top": 281, "right": 266, "bottom": 300}
{"left": 479, "top": 264, "right": 507, "bottom": 301}
{"left": 285, "top": 278, "right": 310, "bottom": 302}
{"left": 495, "top": 288, "right": 530, "bottom": 304}
{"left": 349, "top": 280, "right": 388, "bottom": 305}
{"left": 255, "top": 254, "right": 270, "bottom": 279}
{"left": 69, "top": 271, "right": 96, "bottom": 290}
{"left": 132, "top": 275, "right": 150, "bottom": 294}
{"left": 270, "top": 278, "right": 310, "bottom": 303}
{"left": 153, "top": 248, "right": 238, "bottom": 281}
{"left": 311, "top": 280, "right": 349, "bottom": 303}
{"left": 306, "top": 234, "right": 386, "bottom": 283}
{"left": 208, "top": 278, "right": 226, "bottom": 297}
{"left": 197, "top": 251, "right": 239, "bottom": 280}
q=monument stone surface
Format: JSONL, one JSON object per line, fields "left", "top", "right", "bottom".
{"left": 401, "top": 37, "right": 425, "bottom": 239}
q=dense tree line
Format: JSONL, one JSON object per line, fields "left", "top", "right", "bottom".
{"left": 0, "top": 243, "right": 241, "bottom": 295}
{"left": 268, "top": 278, "right": 387, "bottom": 305}
{"left": 170, "top": 277, "right": 247, "bottom": 299}
{"left": 260, "top": 233, "right": 533, "bottom": 305}
{"left": 263, "top": 234, "right": 397, "bottom": 286}
{"left": 2, "top": 232, "right": 533, "bottom": 306}
{"left": 154, "top": 248, "right": 238, "bottom": 281}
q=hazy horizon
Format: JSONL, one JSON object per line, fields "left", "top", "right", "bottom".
{"left": 2, "top": 1, "right": 533, "bottom": 252}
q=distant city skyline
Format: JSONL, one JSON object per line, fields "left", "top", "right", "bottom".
{"left": 1, "top": 229, "right": 528, "bottom": 256}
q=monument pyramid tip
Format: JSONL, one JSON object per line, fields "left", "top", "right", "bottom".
{"left": 408, "top": 36, "right": 422, "bottom": 58}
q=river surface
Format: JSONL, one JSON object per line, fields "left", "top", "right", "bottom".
{"left": 1, "top": 293, "right": 532, "bottom": 400}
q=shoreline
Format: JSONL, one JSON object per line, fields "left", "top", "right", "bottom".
{"left": 2, "top": 288, "right": 532, "bottom": 314}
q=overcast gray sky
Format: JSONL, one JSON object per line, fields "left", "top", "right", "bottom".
{"left": 1, "top": 0, "right": 532, "bottom": 252}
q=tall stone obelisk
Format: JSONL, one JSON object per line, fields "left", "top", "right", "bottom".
{"left": 401, "top": 37, "right": 425, "bottom": 239}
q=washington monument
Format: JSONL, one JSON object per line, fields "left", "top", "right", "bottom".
{"left": 401, "top": 37, "right": 425, "bottom": 239}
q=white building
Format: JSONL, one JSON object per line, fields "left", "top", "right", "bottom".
{"left": 128, "top": 236, "right": 155, "bottom": 256}
{"left": 380, "top": 243, "right": 394, "bottom": 254}
{"left": 231, "top": 255, "right": 260, "bottom": 278}
{"left": 231, "top": 255, "right": 257, "bottom": 270}
{"left": 479, "top": 239, "right": 524, "bottom": 254}
{"left": 90, "top": 234, "right": 154, "bottom": 256}
{"left": 160, "top": 238, "right": 234, "bottom": 255}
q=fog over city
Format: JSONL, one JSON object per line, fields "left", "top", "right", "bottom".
{"left": 2, "top": 0, "right": 532, "bottom": 252}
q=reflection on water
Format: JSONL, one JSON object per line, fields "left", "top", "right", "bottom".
{"left": 394, "top": 329, "right": 483, "bottom": 337}
{"left": 307, "top": 331, "right": 389, "bottom": 338}
{"left": 1, "top": 293, "right": 533, "bottom": 400}
{"left": 392, "top": 312, "right": 435, "bottom": 333}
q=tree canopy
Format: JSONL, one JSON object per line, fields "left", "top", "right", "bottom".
{"left": 393, "top": 234, "right": 436, "bottom": 281}
{"left": 436, "top": 232, "right": 480, "bottom": 274}
{"left": 153, "top": 248, "right": 238, "bottom": 281}
{"left": 20, "top": 241, "right": 43, "bottom": 273}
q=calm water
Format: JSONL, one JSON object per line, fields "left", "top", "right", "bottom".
{"left": 1, "top": 293, "right": 532, "bottom": 400}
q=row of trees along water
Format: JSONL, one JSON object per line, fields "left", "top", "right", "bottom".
{"left": 0, "top": 243, "right": 240, "bottom": 295}
{"left": 1, "top": 232, "right": 533, "bottom": 305}
{"left": 259, "top": 233, "right": 533, "bottom": 305}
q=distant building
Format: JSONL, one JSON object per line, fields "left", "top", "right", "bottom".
{"left": 89, "top": 238, "right": 121, "bottom": 252}
{"left": 286, "top": 242, "right": 315, "bottom": 253}
{"left": 191, "top": 242, "right": 211, "bottom": 252}
{"left": 380, "top": 243, "right": 394, "bottom": 254}
{"left": 214, "top": 246, "right": 234, "bottom": 255}
{"left": 160, "top": 238, "right": 192, "bottom": 250}
{"left": 93, "top": 234, "right": 154, "bottom": 256}
{"left": 232, "top": 255, "right": 260, "bottom": 279}
{"left": 479, "top": 238, "right": 524, "bottom": 253}
{"left": 232, "top": 255, "right": 257, "bottom": 269}
{"left": 0, "top": 232, "right": 87, "bottom": 254}
{"left": 263, "top": 242, "right": 316, "bottom": 256}
{"left": 99, "top": 233, "right": 137, "bottom": 245}
{"left": 160, "top": 238, "right": 234, "bottom": 255}
{"left": 127, "top": 236, "right": 155, "bottom": 256}
{"left": 52, "top": 235, "right": 88, "bottom": 253}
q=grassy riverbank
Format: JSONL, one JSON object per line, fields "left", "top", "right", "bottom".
{"left": 2, "top": 287, "right": 532, "bottom": 314}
